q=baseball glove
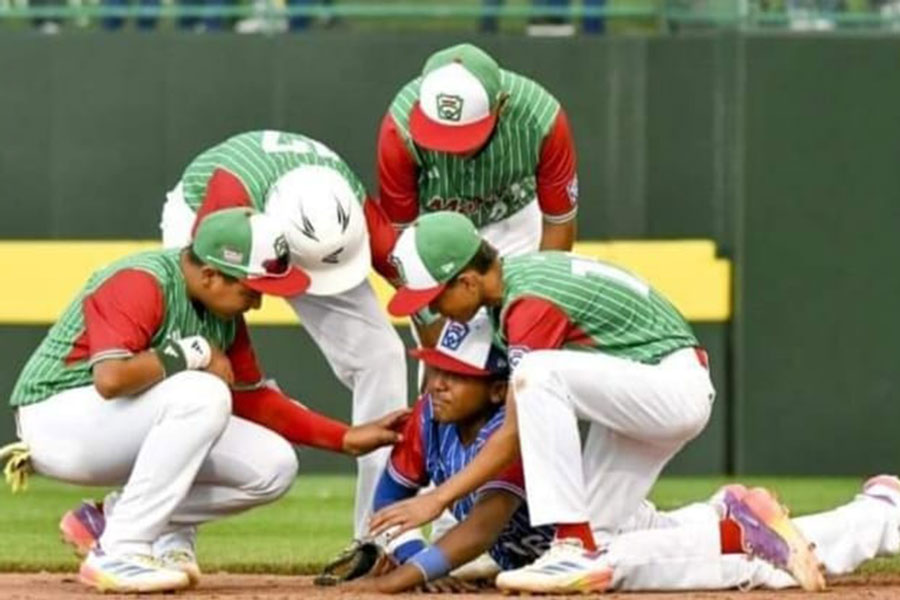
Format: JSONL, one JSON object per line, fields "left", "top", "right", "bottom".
{"left": 314, "top": 540, "right": 385, "bottom": 586}
{"left": 0, "top": 441, "right": 32, "bottom": 493}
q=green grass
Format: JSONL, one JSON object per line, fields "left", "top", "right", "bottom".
{"left": 1, "top": 475, "right": 898, "bottom": 574}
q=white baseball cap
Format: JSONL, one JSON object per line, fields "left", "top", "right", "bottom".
{"left": 411, "top": 309, "right": 509, "bottom": 377}
{"left": 264, "top": 165, "right": 371, "bottom": 296}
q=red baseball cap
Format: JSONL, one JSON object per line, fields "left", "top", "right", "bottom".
{"left": 411, "top": 311, "right": 509, "bottom": 378}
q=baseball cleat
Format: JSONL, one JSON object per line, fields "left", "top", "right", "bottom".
{"left": 722, "top": 485, "right": 826, "bottom": 592}
{"left": 862, "top": 475, "right": 900, "bottom": 506}
{"left": 159, "top": 549, "right": 202, "bottom": 587}
{"left": 59, "top": 500, "right": 104, "bottom": 557}
{"left": 79, "top": 547, "right": 190, "bottom": 593}
{"left": 495, "top": 539, "right": 613, "bottom": 594}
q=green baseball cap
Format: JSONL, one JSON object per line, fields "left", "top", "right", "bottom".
{"left": 410, "top": 44, "right": 503, "bottom": 154}
{"left": 192, "top": 207, "right": 311, "bottom": 297}
{"left": 387, "top": 212, "right": 482, "bottom": 316}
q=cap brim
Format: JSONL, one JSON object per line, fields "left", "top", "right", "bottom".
{"left": 243, "top": 266, "right": 310, "bottom": 298}
{"left": 410, "top": 102, "right": 497, "bottom": 154}
{"left": 387, "top": 284, "right": 446, "bottom": 317}
{"left": 410, "top": 347, "right": 492, "bottom": 377}
{"left": 303, "top": 239, "right": 372, "bottom": 297}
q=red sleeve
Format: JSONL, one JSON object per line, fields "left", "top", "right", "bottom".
{"left": 376, "top": 113, "right": 420, "bottom": 227}
{"left": 226, "top": 316, "right": 264, "bottom": 389}
{"left": 232, "top": 386, "right": 349, "bottom": 452}
{"left": 480, "top": 459, "right": 527, "bottom": 499}
{"left": 363, "top": 196, "right": 400, "bottom": 284}
{"left": 387, "top": 396, "right": 428, "bottom": 488}
{"left": 82, "top": 270, "right": 164, "bottom": 364}
{"left": 191, "top": 168, "right": 253, "bottom": 237}
{"left": 503, "top": 297, "right": 572, "bottom": 367}
{"left": 536, "top": 109, "right": 578, "bottom": 223}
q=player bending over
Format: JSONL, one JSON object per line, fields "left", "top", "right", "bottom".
{"left": 161, "top": 130, "right": 407, "bottom": 537}
{"left": 336, "top": 316, "right": 900, "bottom": 593}
{"left": 372, "top": 211, "right": 822, "bottom": 593}
{"left": 4, "top": 209, "right": 406, "bottom": 594}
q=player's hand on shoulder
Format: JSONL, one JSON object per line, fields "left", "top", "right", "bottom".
{"left": 205, "top": 345, "right": 235, "bottom": 386}
{"left": 341, "top": 408, "right": 411, "bottom": 456}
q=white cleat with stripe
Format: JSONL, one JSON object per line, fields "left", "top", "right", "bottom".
{"left": 495, "top": 539, "right": 613, "bottom": 594}
{"left": 159, "top": 549, "right": 202, "bottom": 588}
{"left": 79, "top": 547, "right": 190, "bottom": 593}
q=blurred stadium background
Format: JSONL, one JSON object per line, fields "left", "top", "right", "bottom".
{"left": 0, "top": 0, "right": 897, "bottom": 484}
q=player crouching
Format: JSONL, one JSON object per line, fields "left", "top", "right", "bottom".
{"left": 5, "top": 208, "right": 406, "bottom": 594}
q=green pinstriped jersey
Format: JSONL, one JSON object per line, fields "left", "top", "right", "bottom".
{"left": 180, "top": 131, "right": 366, "bottom": 211}
{"left": 10, "top": 250, "right": 237, "bottom": 407}
{"left": 496, "top": 252, "right": 698, "bottom": 364}
{"left": 389, "top": 70, "right": 559, "bottom": 228}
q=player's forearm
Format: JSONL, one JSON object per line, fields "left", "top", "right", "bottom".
{"left": 92, "top": 352, "right": 164, "bottom": 399}
{"left": 232, "top": 387, "right": 348, "bottom": 451}
{"left": 540, "top": 219, "right": 576, "bottom": 251}
{"left": 433, "top": 418, "right": 520, "bottom": 507}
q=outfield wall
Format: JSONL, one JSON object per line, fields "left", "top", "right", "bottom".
{"left": 0, "top": 33, "right": 896, "bottom": 475}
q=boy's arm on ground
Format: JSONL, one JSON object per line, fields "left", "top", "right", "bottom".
{"left": 366, "top": 490, "right": 522, "bottom": 593}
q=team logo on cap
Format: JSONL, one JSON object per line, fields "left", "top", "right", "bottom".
{"left": 440, "top": 321, "right": 470, "bottom": 350}
{"left": 273, "top": 235, "right": 289, "bottom": 258}
{"left": 388, "top": 254, "right": 409, "bottom": 285}
{"left": 222, "top": 247, "right": 244, "bottom": 265}
{"left": 436, "top": 94, "right": 464, "bottom": 122}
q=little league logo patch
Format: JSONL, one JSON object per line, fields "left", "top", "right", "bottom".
{"left": 436, "top": 93, "right": 464, "bottom": 122}
{"left": 222, "top": 247, "right": 245, "bottom": 265}
{"left": 566, "top": 175, "right": 579, "bottom": 206}
{"left": 388, "top": 254, "right": 409, "bottom": 285}
{"left": 273, "top": 235, "right": 289, "bottom": 258}
{"left": 440, "top": 321, "right": 470, "bottom": 351}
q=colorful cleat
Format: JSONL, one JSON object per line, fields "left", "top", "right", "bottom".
{"left": 59, "top": 500, "right": 104, "bottom": 557}
{"left": 495, "top": 539, "right": 613, "bottom": 594}
{"left": 159, "top": 549, "right": 202, "bottom": 587}
{"left": 722, "top": 485, "right": 826, "bottom": 592}
{"left": 79, "top": 547, "right": 190, "bottom": 593}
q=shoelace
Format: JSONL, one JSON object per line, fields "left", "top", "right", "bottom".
{"left": 530, "top": 539, "right": 586, "bottom": 567}
{"left": 160, "top": 550, "right": 195, "bottom": 564}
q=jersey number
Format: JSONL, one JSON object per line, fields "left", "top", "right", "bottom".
{"left": 570, "top": 257, "right": 650, "bottom": 297}
{"left": 261, "top": 131, "right": 339, "bottom": 161}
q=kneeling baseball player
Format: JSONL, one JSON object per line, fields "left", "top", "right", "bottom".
{"left": 328, "top": 316, "right": 900, "bottom": 593}
{"left": 3, "top": 208, "right": 406, "bottom": 594}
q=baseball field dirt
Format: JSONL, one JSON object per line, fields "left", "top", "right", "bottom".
{"left": 3, "top": 573, "right": 900, "bottom": 599}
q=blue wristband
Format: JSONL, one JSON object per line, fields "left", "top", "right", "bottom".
{"left": 393, "top": 539, "right": 426, "bottom": 564}
{"left": 408, "top": 545, "right": 451, "bottom": 582}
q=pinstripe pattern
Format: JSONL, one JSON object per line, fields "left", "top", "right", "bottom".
{"left": 10, "top": 250, "right": 238, "bottom": 407}
{"left": 496, "top": 252, "right": 698, "bottom": 364}
{"left": 419, "top": 397, "right": 553, "bottom": 569}
{"left": 389, "top": 71, "right": 560, "bottom": 228}
{"left": 180, "top": 131, "right": 366, "bottom": 212}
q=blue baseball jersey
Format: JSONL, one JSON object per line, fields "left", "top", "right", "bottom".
{"left": 386, "top": 395, "right": 553, "bottom": 570}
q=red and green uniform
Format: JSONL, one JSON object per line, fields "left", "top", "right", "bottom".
{"left": 10, "top": 249, "right": 261, "bottom": 408}
{"left": 378, "top": 72, "right": 578, "bottom": 229}
{"left": 493, "top": 252, "right": 699, "bottom": 365}
{"left": 10, "top": 247, "right": 352, "bottom": 450}
{"left": 179, "top": 130, "right": 398, "bottom": 279}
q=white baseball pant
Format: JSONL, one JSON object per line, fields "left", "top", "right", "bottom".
{"left": 15, "top": 372, "right": 298, "bottom": 556}
{"left": 161, "top": 184, "right": 408, "bottom": 537}
{"left": 602, "top": 489, "right": 900, "bottom": 590}
{"left": 513, "top": 347, "right": 714, "bottom": 540}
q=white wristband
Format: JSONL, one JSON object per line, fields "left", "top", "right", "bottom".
{"left": 176, "top": 336, "right": 212, "bottom": 370}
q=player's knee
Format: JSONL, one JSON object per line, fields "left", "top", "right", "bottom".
{"left": 251, "top": 435, "right": 299, "bottom": 502}
{"left": 664, "top": 398, "right": 711, "bottom": 443}
{"left": 166, "top": 371, "right": 232, "bottom": 437}
{"left": 511, "top": 352, "right": 560, "bottom": 399}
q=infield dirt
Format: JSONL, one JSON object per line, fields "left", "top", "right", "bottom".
{"left": 3, "top": 573, "right": 900, "bottom": 599}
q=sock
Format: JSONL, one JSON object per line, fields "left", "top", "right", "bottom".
{"left": 719, "top": 517, "right": 743, "bottom": 553}
{"left": 555, "top": 522, "right": 597, "bottom": 551}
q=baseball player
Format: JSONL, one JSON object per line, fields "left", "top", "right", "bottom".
{"left": 346, "top": 316, "right": 900, "bottom": 593}
{"left": 160, "top": 130, "right": 406, "bottom": 537}
{"left": 370, "top": 211, "right": 725, "bottom": 593}
{"left": 7, "top": 208, "right": 406, "bottom": 593}
{"left": 377, "top": 42, "right": 579, "bottom": 347}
